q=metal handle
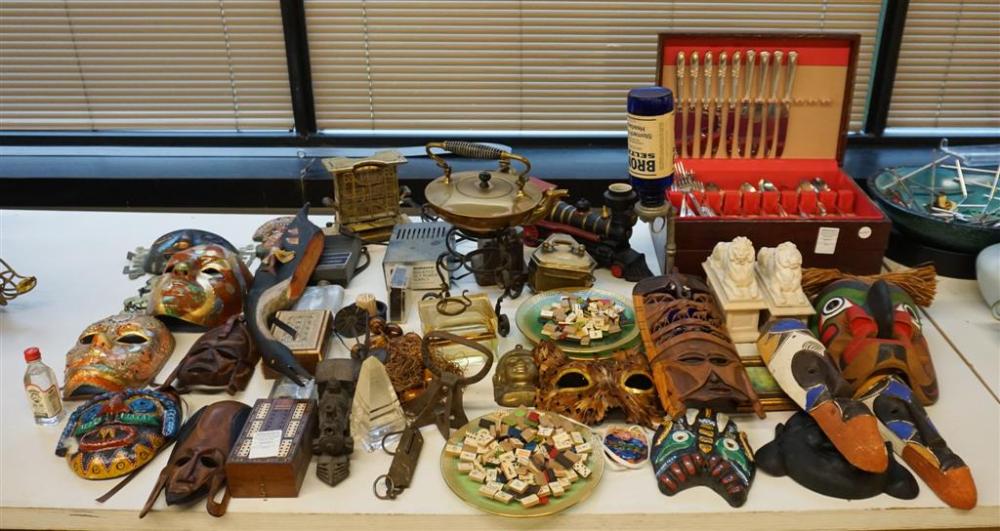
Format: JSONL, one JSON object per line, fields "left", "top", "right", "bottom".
{"left": 730, "top": 51, "right": 741, "bottom": 107}
{"left": 425, "top": 141, "right": 532, "bottom": 189}
{"left": 757, "top": 52, "right": 770, "bottom": 103}
{"left": 542, "top": 236, "right": 586, "bottom": 255}
{"left": 770, "top": 51, "right": 783, "bottom": 101}
{"left": 783, "top": 50, "right": 798, "bottom": 102}
{"left": 742, "top": 50, "right": 756, "bottom": 101}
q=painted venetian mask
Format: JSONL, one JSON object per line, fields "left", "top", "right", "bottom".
{"left": 756, "top": 319, "right": 887, "bottom": 473}
{"left": 150, "top": 243, "right": 251, "bottom": 329}
{"left": 634, "top": 272, "right": 763, "bottom": 418}
{"left": 650, "top": 408, "right": 755, "bottom": 508}
{"left": 161, "top": 315, "right": 258, "bottom": 395}
{"left": 55, "top": 388, "right": 181, "bottom": 480}
{"left": 493, "top": 344, "right": 539, "bottom": 407}
{"left": 757, "top": 411, "right": 918, "bottom": 500}
{"left": 534, "top": 340, "right": 660, "bottom": 427}
{"left": 141, "top": 400, "right": 251, "bottom": 518}
{"left": 811, "top": 279, "right": 938, "bottom": 405}
{"left": 859, "top": 375, "right": 977, "bottom": 510}
{"left": 63, "top": 312, "right": 175, "bottom": 400}
{"left": 126, "top": 229, "right": 238, "bottom": 279}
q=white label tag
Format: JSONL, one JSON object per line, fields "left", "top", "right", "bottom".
{"left": 814, "top": 227, "right": 840, "bottom": 255}
{"left": 248, "top": 429, "right": 283, "bottom": 459}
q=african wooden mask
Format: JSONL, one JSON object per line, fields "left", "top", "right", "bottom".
{"left": 533, "top": 340, "right": 660, "bottom": 427}
{"left": 859, "top": 376, "right": 977, "bottom": 510}
{"left": 756, "top": 319, "right": 887, "bottom": 473}
{"left": 150, "top": 244, "right": 252, "bottom": 329}
{"left": 140, "top": 400, "right": 251, "bottom": 518}
{"left": 56, "top": 388, "right": 181, "bottom": 480}
{"left": 161, "top": 315, "right": 258, "bottom": 395}
{"left": 757, "top": 411, "right": 918, "bottom": 501}
{"left": 63, "top": 312, "right": 175, "bottom": 400}
{"left": 634, "top": 272, "right": 763, "bottom": 419}
{"left": 811, "top": 279, "right": 937, "bottom": 405}
{"left": 651, "top": 408, "right": 755, "bottom": 507}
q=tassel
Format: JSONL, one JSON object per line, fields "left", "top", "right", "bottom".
{"left": 801, "top": 263, "right": 937, "bottom": 307}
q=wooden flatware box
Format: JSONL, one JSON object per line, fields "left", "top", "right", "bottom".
{"left": 226, "top": 398, "right": 316, "bottom": 498}
{"left": 656, "top": 32, "right": 889, "bottom": 275}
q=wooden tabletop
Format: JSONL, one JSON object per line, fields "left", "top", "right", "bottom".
{"left": 1, "top": 209, "right": 997, "bottom": 530}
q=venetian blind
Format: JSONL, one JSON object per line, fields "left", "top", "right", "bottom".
{"left": 305, "top": 0, "right": 882, "bottom": 133}
{"left": 0, "top": 0, "right": 294, "bottom": 131}
{"left": 887, "top": 0, "right": 1000, "bottom": 129}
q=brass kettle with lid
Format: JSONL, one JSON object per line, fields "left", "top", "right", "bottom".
{"left": 424, "top": 141, "right": 567, "bottom": 236}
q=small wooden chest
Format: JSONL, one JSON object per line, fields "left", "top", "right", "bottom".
{"left": 226, "top": 398, "right": 316, "bottom": 498}
{"left": 262, "top": 309, "right": 332, "bottom": 379}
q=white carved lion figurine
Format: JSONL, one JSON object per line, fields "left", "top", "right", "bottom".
{"left": 709, "top": 236, "right": 759, "bottom": 300}
{"left": 758, "top": 242, "right": 804, "bottom": 305}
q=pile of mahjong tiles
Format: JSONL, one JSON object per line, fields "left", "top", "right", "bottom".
{"left": 445, "top": 409, "right": 595, "bottom": 508}
{"left": 538, "top": 295, "right": 626, "bottom": 345}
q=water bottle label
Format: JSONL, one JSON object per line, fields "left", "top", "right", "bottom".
{"left": 26, "top": 383, "right": 63, "bottom": 418}
{"left": 627, "top": 111, "right": 674, "bottom": 180}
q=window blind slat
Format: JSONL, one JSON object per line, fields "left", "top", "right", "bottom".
{"left": 306, "top": 0, "right": 880, "bottom": 133}
{"left": 0, "top": 0, "right": 293, "bottom": 131}
{"left": 886, "top": 0, "right": 1000, "bottom": 130}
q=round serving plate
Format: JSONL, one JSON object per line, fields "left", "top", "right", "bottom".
{"left": 439, "top": 408, "right": 605, "bottom": 518}
{"left": 514, "top": 288, "right": 639, "bottom": 359}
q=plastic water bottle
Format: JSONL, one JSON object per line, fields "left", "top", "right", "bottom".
{"left": 23, "top": 347, "right": 64, "bottom": 425}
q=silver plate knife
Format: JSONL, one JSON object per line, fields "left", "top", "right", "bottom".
{"left": 764, "top": 50, "right": 783, "bottom": 158}
{"left": 775, "top": 50, "right": 797, "bottom": 158}
{"left": 737, "top": 50, "right": 756, "bottom": 158}
{"left": 750, "top": 51, "right": 770, "bottom": 158}
{"left": 675, "top": 52, "right": 686, "bottom": 157}
{"left": 725, "top": 51, "right": 741, "bottom": 158}
{"left": 686, "top": 52, "right": 700, "bottom": 158}
{"left": 712, "top": 52, "right": 727, "bottom": 157}
{"left": 699, "top": 52, "right": 713, "bottom": 157}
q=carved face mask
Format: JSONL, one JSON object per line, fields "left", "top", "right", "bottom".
{"left": 859, "top": 376, "right": 977, "bottom": 510}
{"left": 161, "top": 316, "right": 258, "bottom": 395}
{"left": 64, "top": 312, "right": 175, "bottom": 400}
{"left": 141, "top": 401, "right": 251, "bottom": 518}
{"left": 756, "top": 411, "right": 918, "bottom": 501}
{"left": 150, "top": 244, "right": 252, "bottom": 329}
{"left": 493, "top": 344, "right": 539, "bottom": 407}
{"left": 634, "top": 272, "right": 763, "bottom": 418}
{"left": 756, "top": 319, "right": 887, "bottom": 473}
{"left": 812, "top": 279, "right": 937, "bottom": 405}
{"left": 650, "top": 408, "right": 755, "bottom": 508}
{"left": 534, "top": 340, "right": 660, "bottom": 427}
{"left": 56, "top": 389, "right": 181, "bottom": 480}
{"left": 126, "top": 229, "right": 238, "bottom": 279}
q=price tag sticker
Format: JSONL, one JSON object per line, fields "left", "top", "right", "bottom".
{"left": 248, "top": 429, "right": 283, "bottom": 459}
{"left": 814, "top": 227, "right": 840, "bottom": 255}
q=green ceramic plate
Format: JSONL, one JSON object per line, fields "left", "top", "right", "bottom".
{"left": 439, "top": 409, "right": 604, "bottom": 518}
{"left": 515, "top": 288, "right": 639, "bottom": 358}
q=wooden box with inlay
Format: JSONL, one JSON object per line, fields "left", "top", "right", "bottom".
{"left": 226, "top": 398, "right": 316, "bottom": 498}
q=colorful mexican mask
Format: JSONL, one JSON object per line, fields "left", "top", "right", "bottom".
{"left": 56, "top": 388, "right": 181, "bottom": 480}
{"left": 757, "top": 411, "right": 918, "bottom": 500}
{"left": 634, "top": 272, "right": 763, "bottom": 418}
{"left": 859, "top": 376, "right": 977, "bottom": 510}
{"left": 125, "top": 229, "right": 239, "bottom": 279}
{"left": 756, "top": 319, "right": 887, "bottom": 473}
{"left": 150, "top": 243, "right": 252, "bottom": 329}
{"left": 140, "top": 400, "right": 251, "bottom": 518}
{"left": 63, "top": 312, "right": 175, "bottom": 400}
{"left": 811, "top": 279, "right": 938, "bottom": 405}
{"left": 650, "top": 408, "right": 755, "bottom": 508}
{"left": 493, "top": 344, "right": 539, "bottom": 407}
{"left": 161, "top": 315, "right": 258, "bottom": 395}
{"left": 534, "top": 340, "right": 660, "bottom": 427}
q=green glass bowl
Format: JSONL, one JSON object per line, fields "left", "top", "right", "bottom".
{"left": 514, "top": 288, "right": 640, "bottom": 359}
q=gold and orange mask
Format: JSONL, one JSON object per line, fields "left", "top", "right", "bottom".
{"left": 533, "top": 340, "right": 661, "bottom": 427}
{"left": 149, "top": 244, "right": 251, "bottom": 329}
{"left": 64, "top": 312, "right": 175, "bottom": 400}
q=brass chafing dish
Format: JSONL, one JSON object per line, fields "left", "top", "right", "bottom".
{"left": 424, "top": 141, "right": 567, "bottom": 236}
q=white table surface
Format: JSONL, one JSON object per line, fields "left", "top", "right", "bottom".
{"left": 1, "top": 209, "right": 998, "bottom": 530}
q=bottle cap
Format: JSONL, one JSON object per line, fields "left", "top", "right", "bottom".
{"left": 23, "top": 347, "right": 41, "bottom": 362}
